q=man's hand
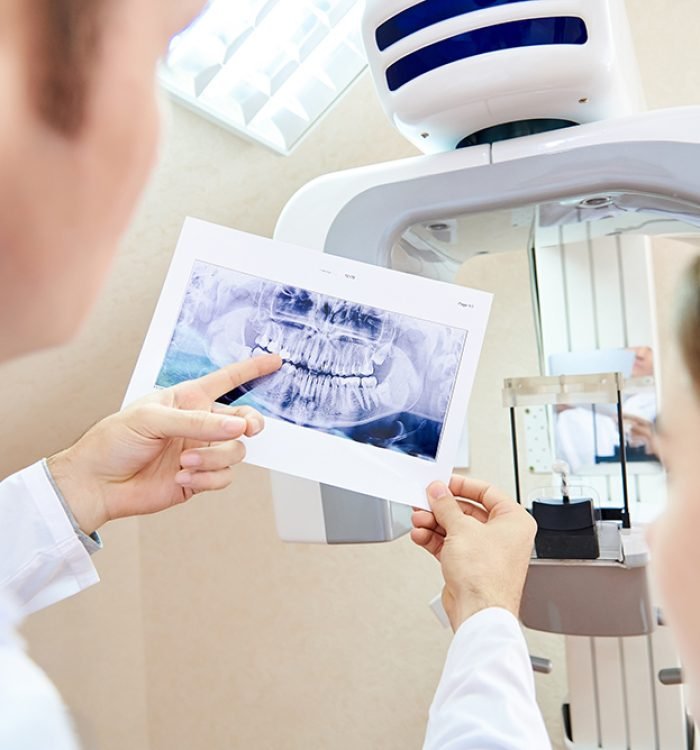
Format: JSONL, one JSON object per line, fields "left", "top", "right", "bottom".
{"left": 411, "top": 476, "right": 536, "bottom": 632}
{"left": 623, "top": 413, "right": 658, "bottom": 455}
{"left": 47, "top": 354, "right": 282, "bottom": 534}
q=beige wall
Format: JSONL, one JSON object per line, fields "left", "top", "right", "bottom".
{"left": 3, "top": 1, "right": 700, "bottom": 748}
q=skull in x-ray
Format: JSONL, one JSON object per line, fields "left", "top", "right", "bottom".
{"left": 182, "top": 268, "right": 457, "bottom": 429}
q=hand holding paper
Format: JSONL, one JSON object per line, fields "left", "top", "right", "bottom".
{"left": 411, "top": 476, "right": 536, "bottom": 631}
{"left": 47, "top": 354, "right": 281, "bottom": 534}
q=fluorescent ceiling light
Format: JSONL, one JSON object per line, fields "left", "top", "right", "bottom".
{"left": 159, "top": 0, "right": 367, "bottom": 155}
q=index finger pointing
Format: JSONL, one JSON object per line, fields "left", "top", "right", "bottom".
{"left": 194, "top": 354, "right": 283, "bottom": 402}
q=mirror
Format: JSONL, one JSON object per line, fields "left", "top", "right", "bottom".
{"left": 551, "top": 347, "right": 659, "bottom": 474}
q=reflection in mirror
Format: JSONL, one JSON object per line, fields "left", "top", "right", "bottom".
{"left": 552, "top": 347, "right": 659, "bottom": 475}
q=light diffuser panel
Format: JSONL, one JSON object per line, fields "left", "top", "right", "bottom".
{"left": 159, "top": 0, "right": 366, "bottom": 154}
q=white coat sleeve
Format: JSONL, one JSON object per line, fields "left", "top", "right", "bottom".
{"left": 0, "top": 461, "right": 99, "bottom": 616}
{"left": 0, "top": 593, "right": 81, "bottom": 750}
{"left": 424, "top": 608, "right": 551, "bottom": 750}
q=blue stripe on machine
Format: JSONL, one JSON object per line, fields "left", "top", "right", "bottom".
{"left": 385, "top": 16, "right": 588, "bottom": 92}
{"left": 376, "top": 0, "right": 537, "bottom": 51}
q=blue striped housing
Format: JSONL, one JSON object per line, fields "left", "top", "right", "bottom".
{"left": 376, "top": 0, "right": 537, "bottom": 51}
{"left": 385, "top": 16, "right": 588, "bottom": 92}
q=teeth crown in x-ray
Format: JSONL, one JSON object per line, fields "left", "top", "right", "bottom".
{"left": 157, "top": 262, "right": 467, "bottom": 460}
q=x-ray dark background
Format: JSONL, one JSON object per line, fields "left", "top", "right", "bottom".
{"left": 157, "top": 261, "right": 467, "bottom": 461}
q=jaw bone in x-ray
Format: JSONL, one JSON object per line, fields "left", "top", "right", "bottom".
{"left": 156, "top": 261, "right": 467, "bottom": 460}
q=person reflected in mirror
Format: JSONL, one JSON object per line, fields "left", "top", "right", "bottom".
{"left": 555, "top": 346, "right": 659, "bottom": 472}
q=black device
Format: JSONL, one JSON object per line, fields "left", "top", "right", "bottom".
{"left": 532, "top": 497, "right": 600, "bottom": 560}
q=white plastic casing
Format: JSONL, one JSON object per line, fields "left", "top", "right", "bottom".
{"left": 271, "top": 105, "right": 700, "bottom": 543}
{"left": 362, "top": 0, "right": 645, "bottom": 153}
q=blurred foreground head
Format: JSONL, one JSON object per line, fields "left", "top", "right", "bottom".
{"left": 651, "top": 255, "right": 700, "bottom": 716}
{"left": 0, "top": 0, "right": 204, "bottom": 362}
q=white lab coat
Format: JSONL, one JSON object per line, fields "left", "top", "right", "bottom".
{"left": 556, "top": 392, "right": 658, "bottom": 472}
{"left": 424, "top": 609, "right": 552, "bottom": 749}
{"left": 0, "top": 461, "right": 550, "bottom": 749}
{"left": 0, "top": 460, "right": 97, "bottom": 749}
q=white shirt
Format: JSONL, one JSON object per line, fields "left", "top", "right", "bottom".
{"left": 424, "top": 608, "right": 551, "bottom": 749}
{"left": 0, "top": 461, "right": 549, "bottom": 749}
{"left": 556, "top": 392, "right": 658, "bottom": 472}
{"left": 0, "top": 460, "right": 98, "bottom": 750}
{"left": 0, "top": 592, "right": 79, "bottom": 750}
{"left": 0, "top": 460, "right": 99, "bottom": 613}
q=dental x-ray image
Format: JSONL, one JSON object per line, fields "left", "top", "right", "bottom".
{"left": 157, "top": 261, "right": 467, "bottom": 460}
{"left": 124, "top": 218, "right": 493, "bottom": 510}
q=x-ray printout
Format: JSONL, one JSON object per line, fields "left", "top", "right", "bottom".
{"left": 124, "top": 218, "right": 492, "bottom": 511}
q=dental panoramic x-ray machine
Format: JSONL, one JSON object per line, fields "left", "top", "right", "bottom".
{"left": 269, "top": 1, "right": 700, "bottom": 747}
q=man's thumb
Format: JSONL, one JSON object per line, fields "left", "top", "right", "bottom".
{"left": 427, "top": 481, "right": 464, "bottom": 530}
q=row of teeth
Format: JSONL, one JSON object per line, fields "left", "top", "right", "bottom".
{"left": 280, "top": 362, "right": 377, "bottom": 388}
{"left": 253, "top": 344, "right": 381, "bottom": 413}
{"left": 256, "top": 330, "right": 376, "bottom": 378}
{"left": 279, "top": 365, "right": 380, "bottom": 412}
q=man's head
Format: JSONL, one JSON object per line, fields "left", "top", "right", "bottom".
{"left": 630, "top": 346, "right": 654, "bottom": 378}
{"left": 0, "top": 0, "right": 205, "bottom": 361}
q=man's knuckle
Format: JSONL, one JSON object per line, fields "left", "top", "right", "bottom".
{"left": 132, "top": 403, "right": 159, "bottom": 422}
{"left": 232, "top": 441, "right": 246, "bottom": 462}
